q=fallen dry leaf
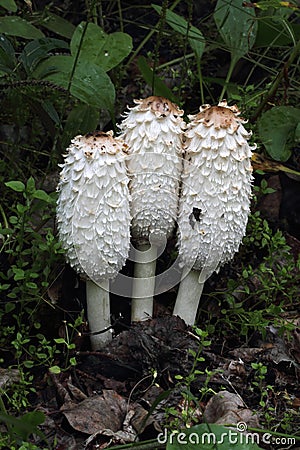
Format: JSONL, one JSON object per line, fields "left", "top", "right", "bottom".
{"left": 61, "top": 389, "right": 127, "bottom": 435}
{"left": 0, "top": 368, "right": 20, "bottom": 389}
{"left": 204, "top": 391, "right": 260, "bottom": 429}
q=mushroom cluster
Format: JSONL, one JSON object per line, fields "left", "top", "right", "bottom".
{"left": 56, "top": 97, "right": 254, "bottom": 348}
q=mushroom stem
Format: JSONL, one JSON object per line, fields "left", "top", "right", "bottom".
{"left": 86, "top": 279, "right": 112, "bottom": 350}
{"left": 173, "top": 268, "right": 204, "bottom": 326}
{"left": 131, "top": 243, "right": 158, "bottom": 322}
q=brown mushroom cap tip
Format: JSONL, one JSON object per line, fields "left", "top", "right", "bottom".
{"left": 134, "top": 96, "right": 184, "bottom": 117}
{"left": 189, "top": 101, "right": 247, "bottom": 131}
{"left": 75, "top": 131, "right": 128, "bottom": 156}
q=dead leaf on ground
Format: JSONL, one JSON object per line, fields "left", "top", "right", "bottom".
{"left": 61, "top": 389, "right": 127, "bottom": 435}
{"left": 204, "top": 391, "right": 260, "bottom": 429}
{"left": 0, "top": 367, "right": 20, "bottom": 389}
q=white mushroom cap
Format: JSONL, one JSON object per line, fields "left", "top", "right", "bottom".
{"left": 119, "top": 96, "right": 185, "bottom": 244}
{"left": 178, "top": 101, "right": 254, "bottom": 280}
{"left": 56, "top": 131, "right": 131, "bottom": 283}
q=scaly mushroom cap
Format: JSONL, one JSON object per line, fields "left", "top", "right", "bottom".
{"left": 119, "top": 96, "right": 185, "bottom": 244}
{"left": 178, "top": 101, "right": 254, "bottom": 278}
{"left": 56, "top": 131, "right": 131, "bottom": 283}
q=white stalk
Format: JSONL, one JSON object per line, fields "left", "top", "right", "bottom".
{"left": 173, "top": 269, "right": 204, "bottom": 326}
{"left": 86, "top": 280, "right": 112, "bottom": 350}
{"left": 131, "top": 243, "right": 158, "bottom": 322}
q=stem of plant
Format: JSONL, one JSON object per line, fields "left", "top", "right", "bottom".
{"left": 86, "top": 279, "right": 112, "bottom": 350}
{"left": 251, "top": 38, "right": 300, "bottom": 121}
{"left": 197, "top": 58, "right": 204, "bottom": 104}
{"left": 126, "top": 0, "right": 182, "bottom": 67}
{"left": 131, "top": 243, "right": 158, "bottom": 322}
{"left": 219, "top": 57, "right": 236, "bottom": 101}
{"left": 173, "top": 268, "right": 204, "bottom": 326}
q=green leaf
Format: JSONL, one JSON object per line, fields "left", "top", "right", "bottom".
{"left": 0, "top": 34, "right": 16, "bottom": 76}
{"left": 41, "top": 99, "right": 60, "bottom": 125}
{"left": 13, "top": 268, "right": 25, "bottom": 281}
{"left": 33, "top": 55, "right": 115, "bottom": 111}
{"left": 54, "top": 338, "right": 66, "bottom": 344}
{"left": 137, "top": 56, "right": 179, "bottom": 103}
{"left": 0, "top": 411, "right": 46, "bottom": 441}
{"left": 26, "top": 282, "right": 37, "bottom": 289}
{"left": 33, "top": 189, "right": 53, "bottom": 203}
{"left": 62, "top": 103, "right": 99, "bottom": 148}
{"left": 5, "top": 301, "right": 14, "bottom": 312}
{"left": 5, "top": 180, "right": 25, "bottom": 192}
{"left": 0, "top": 284, "right": 10, "bottom": 292}
{"left": 214, "top": 0, "right": 257, "bottom": 65}
{"left": 26, "top": 176, "right": 35, "bottom": 193}
{"left": 0, "top": 16, "right": 44, "bottom": 39}
{"left": 255, "top": 18, "right": 300, "bottom": 47}
{"left": 20, "top": 37, "right": 69, "bottom": 74}
{"left": 258, "top": 106, "right": 300, "bottom": 162}
{"left": 23, "top": 360, "right": 34, "bottom": 368}
{"left": 37, "top": 12, "right": 75, "bottom": 39}
{"left": 295, "top": 122, "right": 300, "bottom": 143}
{"left": 165, "top": 423, "right": 262, "bottom": 449}
{"left": 152, "top": 4, "right": 205, "bottom": 60}
{"left": 71, "top": 21, "right": 132, "bottom": 72}
{"left": 49, "top": 365, "right": 61, "bottom": 374}
{"left": 0, "top": 0, "right": 17, "bottom": 12}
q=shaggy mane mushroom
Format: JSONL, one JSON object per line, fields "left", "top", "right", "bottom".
{"left": 119, "top": 96, "right": 185, "bottom": 322}
{"left": 174, "top": 101, "right": 254, "bottom": 325}
{"left": 56, "top": 131, "right": 131, "bottom": 349}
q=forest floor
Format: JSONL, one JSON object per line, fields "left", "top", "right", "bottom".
{"left": 9, "top": 174, "right": 299, "bottom": 450}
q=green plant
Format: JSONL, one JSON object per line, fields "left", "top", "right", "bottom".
{"left": 0, "top": 178, "right": 64, "bottom": 409}
{"left": 49, "top": 313, "right": 85, "bottom": 374}
{"left": 0, "top": 0, "right": 133, "bottom": 166}
{"left": 165, "top": 327, "right": 214, "bottom": 429}
{"left": 0, "top": 407, "right": 46, "bottom": 449}
{"left": 211, "top": 205, "right": 299, "bottom": 340}
{"left": 251, "top": 362, "right": 269, "bottom": 402}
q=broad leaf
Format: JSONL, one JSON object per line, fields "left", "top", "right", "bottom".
{"left": 165, "top": 423, "right": 262, "bottom": 449}
{"left": 33, "top": 55, "right": 115, "bottom": 111}
{"left": 37, "top": 12, "right": 75, "bottom": 39}
{"left": 137, "top": 56, "right": 179, "bottom": 103}
{"left": 0, "top": 34, "right": 16, "bottom": 76}
{"left": 255, "top": 18, "right": 300, "bottom": 47}
{"left": 62, "top": 103, "right": 99, "bottom": 148}
{"left": 214, "top": 0, "right": 257, "bottom": 65}
{"left": 20, "top": 37, "right": 69, "bottom": 74}
{"left": 71, "top": 21, "right": 132, "bottom": 72}
{"left": 152, "top": 4, "right": 205, "bottom": 60}
{"left": 0, "top": 0, "right": 17, "bottom": 12}
{"left": 0, "top": 16, "right": 44, "bottom": 39}
{"left": 258, "top": 106, "right": 300, "bottom": 162}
